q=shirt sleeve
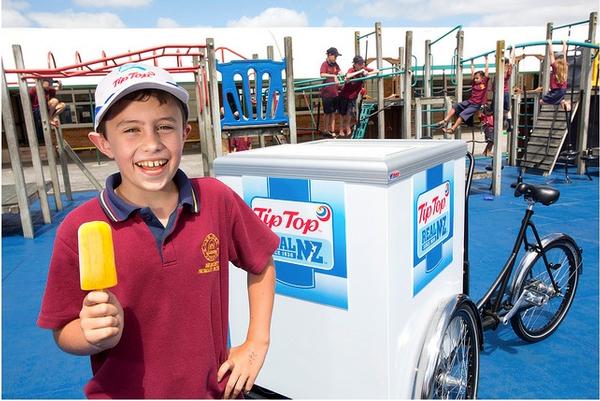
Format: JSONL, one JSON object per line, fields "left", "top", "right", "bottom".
{"left": 320, "top": 62, "right": 328, "bottom": 75}
{"left": 37, "top": 223, "right": 87, "bottom": 330}
{"left": 226, "top": 188, "right": 279, "bottom": 275}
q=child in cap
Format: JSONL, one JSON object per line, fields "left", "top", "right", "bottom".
{"left": 319, "top": 47, "right": 342, "bottom": 137}
{"left": 436, "top": 57, "right": 489, "bottom": 135}
{"left": 338, "top": 55, "right": 379, "bottom": 137}
{"left": 37, "top": 63, "right": 279, "bottom": 399}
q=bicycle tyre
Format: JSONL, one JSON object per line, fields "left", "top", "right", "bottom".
{"left": 415, "top": 297, "right": 481, "bottom": 399}
{"left": 510, "top": 238, "right": 580, "bottom": 342}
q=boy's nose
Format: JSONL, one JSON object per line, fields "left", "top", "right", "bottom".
{"left": 141, "top": 130, "right": 165, "bottom": 150}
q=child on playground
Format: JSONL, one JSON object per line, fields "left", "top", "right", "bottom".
{"left": 338, "top": 55, "right": 379, "bottom": 137}
{"left": 436, "top": 56, "right": 489, "bottom": 135}
{"left": 319, "top": 47, "right": 342, "bottom": 137}
{"left": 37, "top": 63, "right": 279, "bottom": 399}
{"left": 29, "top": 78, "right": 65, "bottom": 141}
{"left": 533, "top": 40, "right": 570, "bottom": 111}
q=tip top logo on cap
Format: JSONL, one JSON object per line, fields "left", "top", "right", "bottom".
{"left": 112, "top": 64, "right": 156, "bottom": 88}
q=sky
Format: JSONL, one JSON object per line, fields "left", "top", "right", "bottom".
{"left": 1, "top": 0, "right": 598, "bottom": 29}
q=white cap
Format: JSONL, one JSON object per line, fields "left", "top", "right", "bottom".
{"left": 94, "top": 63, "right": 189, "bottom": 130}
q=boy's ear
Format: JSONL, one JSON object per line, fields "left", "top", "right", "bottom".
{"left": 183, "top": 124, "right": 191, "bottom": 141}
{"left": 88, "top": 131, "right": 114, "bottom": 159}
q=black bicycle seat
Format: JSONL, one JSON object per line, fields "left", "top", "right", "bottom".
{"left": 514, "top": 183, "right": 560, "bottom": 205}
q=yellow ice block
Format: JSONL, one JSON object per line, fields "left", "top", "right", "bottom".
{"left": 78, "top": 221, "right": 118, "bottom": 290}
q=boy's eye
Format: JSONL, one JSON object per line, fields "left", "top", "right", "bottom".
{"left": 157, "top": 124, "right": 175, "bottom": 132}
{"left": 123, "top": 127, "right": 139, "bottom": 134}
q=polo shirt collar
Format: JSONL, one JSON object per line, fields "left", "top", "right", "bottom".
{"left": 98, "top": 169, "right": 199, "bottom": 222}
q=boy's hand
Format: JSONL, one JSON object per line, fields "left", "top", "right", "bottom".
{"left": 218, "top": 339, "right": 269, "bottom": 399}
{"left": 79, "top": 290, "right": 124, "bottom": 351}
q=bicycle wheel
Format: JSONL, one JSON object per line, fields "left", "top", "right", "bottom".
{"left": 510, "top": 238, "right": 580, "bottom": 342}
{"left": 415, "top": 297, "right": 480, "bottom": 399}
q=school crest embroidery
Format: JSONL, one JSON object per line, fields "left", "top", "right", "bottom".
{"left": 198, "top": 233, "right": 220, "bottom": 273}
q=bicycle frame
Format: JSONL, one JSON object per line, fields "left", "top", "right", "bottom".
{"left": 475, "top": 201, "right": 561, "bottom": 331}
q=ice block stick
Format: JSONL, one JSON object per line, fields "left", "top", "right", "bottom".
{"left": 78, "top": 221, "right": 118, "bottom": 290}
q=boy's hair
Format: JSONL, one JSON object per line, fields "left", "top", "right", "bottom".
{"left": 96, "top": 89, "right": 188, "bottom": 135}
{"left": 93, "top": 63, "right": 189, "bottom": 131}
{"left": 474, "top": 70, "right": 485, "bottom": 78}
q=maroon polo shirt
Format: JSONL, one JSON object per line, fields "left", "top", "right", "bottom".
{"left": 469, "top": 75, "right": 489, "bottom": 105}
{"left": 37, "top": 170, "right": 279, "bottom": 398}
{"left": 550, "top": 61, "right": 568, "bottom": 90}
{"left": 339, "top": 66, "right": 373, "bottom": 100}
{"left": 319, "top": 60, "right": 341, "bottom": 98}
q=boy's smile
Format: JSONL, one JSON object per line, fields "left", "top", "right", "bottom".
{"left": 90, "top": 96, "right": 190, "bottom": 206}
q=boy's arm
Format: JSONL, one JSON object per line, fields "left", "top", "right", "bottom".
{"left": 484, "top": 56, "right": 489, "bottom": 77}
{"left": 54, "top": 290, "right": 124, "bottom": 356}
{"left": 470, "top": 60, "right": 475, "bottom": 79}
{"left": 218, "top": 258, "right": 276, "bottom": 399}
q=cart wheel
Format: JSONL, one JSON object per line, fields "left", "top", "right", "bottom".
{"left": 412, "top": 295, "right": 481, "bottom": 399}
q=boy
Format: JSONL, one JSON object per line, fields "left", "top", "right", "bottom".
{"left": 37, "top": 63, "right": 279, "bottom": 399}
{"left": 319, "top": 47, "right": 342, "bottom": 137}
{"left": 338, "top": 55, "right": 379, "bottom": 137}
{"left": 436, "top": 56, "right": 489, "bottom": 135}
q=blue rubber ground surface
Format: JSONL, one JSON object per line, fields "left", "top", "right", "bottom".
{"left": 2, "top": 161, "right": 598, "bottom": 399}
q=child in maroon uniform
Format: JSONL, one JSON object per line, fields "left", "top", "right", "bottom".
{"left": 437, "top": 57, "right": 489, "bottom": 135}
{"left": 319, "top": 47, "right": 342, "bottom": 136}
{"left": 37, "top": 63, "right": 279, "bottom": 399}
{"left": 338, "top": 55, "right": 379, "bottom": 137}
{"left": 533, "top": 40, "right": 570, "bottom": 111}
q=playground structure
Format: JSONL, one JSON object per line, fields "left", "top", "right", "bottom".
{"left": 2, "top": 13, "right": 599, "bottom": 238}
{"left": 1, "top": 38, "right": 298, "bottom": 238}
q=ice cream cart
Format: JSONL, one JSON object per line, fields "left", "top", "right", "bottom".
{"left": 215, "top": 139, "right": 480, "bottom": 398}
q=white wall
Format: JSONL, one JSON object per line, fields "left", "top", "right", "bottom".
{"left": 1, "top": 24, "right": 590, "bottom": 87}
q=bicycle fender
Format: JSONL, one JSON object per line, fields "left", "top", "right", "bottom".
{"left": 411, "top": 294, "right": 483, "bottom": 399}
{"left": 509, "top": 232, "right": 582, "bottom": 303}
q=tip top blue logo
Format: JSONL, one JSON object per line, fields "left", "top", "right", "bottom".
{"left": 117, "top": 64, "right": 148, "bottom": 73}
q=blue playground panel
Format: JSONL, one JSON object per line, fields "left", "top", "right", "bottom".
{"left": 2, "top": 161, "right": 598, "bottom": 399}
{"left": 217, "top": 59, "right": 288, "bottom": 128}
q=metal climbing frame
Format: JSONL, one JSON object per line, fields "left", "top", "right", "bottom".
{"left": 1, "top": 41, "right": 226, "bottom": 237}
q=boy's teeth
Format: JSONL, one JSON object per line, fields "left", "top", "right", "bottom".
{"left": 137, "top": 160, "right": 166, "bottom": 168}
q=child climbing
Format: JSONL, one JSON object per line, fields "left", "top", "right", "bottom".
{"left": 533, "top": 40, "right": 570, "bottom": 111}
{"left": 436, "top": 57, "right": 489, "bottom": 135}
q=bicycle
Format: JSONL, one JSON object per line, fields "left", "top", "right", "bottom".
{"left": 414, "top": 152, "right": 583, "bottom": 399}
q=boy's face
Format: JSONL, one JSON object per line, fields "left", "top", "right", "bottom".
{"left": 89, "top": 95, "right": 190, "bottom": 204}
{"left": 473, "top": 73, "right": 483, "bottom": 83}
{"left": 327, "top": 54, "right": 337, "bottom": 63}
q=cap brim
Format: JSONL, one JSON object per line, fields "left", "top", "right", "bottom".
{"left": 94, "top": 81, "right": 189, "bottom": 130}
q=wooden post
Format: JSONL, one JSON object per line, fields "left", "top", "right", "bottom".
{"left": 285, "top": 36, "right": 297, "bottom": 144}
{"left": 1, "top": 61, "right": 34, "bottom": 238}
{"left": 53, "top": 125, "right": 72, "bottom": 201}
{"left": 267, "top": 46, "right": 274, "bottom": 60}
{"left": 35, "top": 79, "right": 62, "bottom": 210}
{"left": 542, "top": 22, "right": 553, "bottom": 94}
{"left": 193, "top": 54, "right": 212, "bottom": 176}
{"left": 12, "top": 44, "right": 51, "bottom": 224}
{"left": 354, "top": 31, "right": 360, "bottom": 58}
{"left": 424, "top": 39, "right": 432, "bottom": 138}
{"left": 397, "top": 47, "right": 404, "bottom": 99}
{"left": 402, "top": 31, "right": 413, "bottom": 139}
{"left": 206, "top": 38, "right": 222, "bottom": 165}
{"left": 455, "top": 30, "right": 464, "bottom": 139}
{"left": 577, "top": 11, "right": 597, "bottom": 174}
{"left": 414, "top": 97, "right": 422, "bottom": 139}
{"left": 492, "top": 40, "right": 505, "bottom": 196}
{"left": 375, "top": 22, "right": 385, "bottom": 139}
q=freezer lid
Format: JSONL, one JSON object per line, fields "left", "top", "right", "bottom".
{"left": 214, "top": 139, "right": 467, "bottom": 185}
